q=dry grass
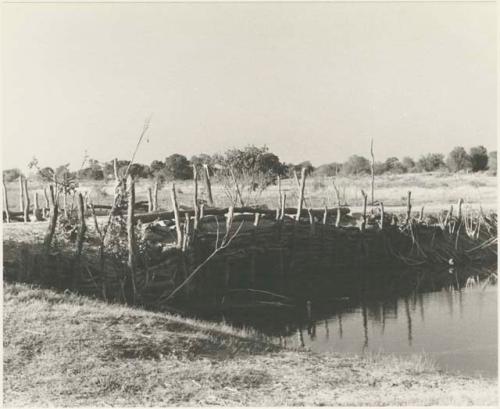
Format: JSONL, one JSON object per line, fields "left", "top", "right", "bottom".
{"left": 3, "top": 282, "right": 497, "bottom": 406}
{"left": 5, "top": 172, "right": 497, "bottom": 214}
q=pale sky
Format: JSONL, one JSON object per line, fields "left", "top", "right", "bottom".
{"left": 2, "top": 1, "right": 497, "bottom": 171}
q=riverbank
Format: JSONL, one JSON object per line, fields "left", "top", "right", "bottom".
{"left": 4, "top": 282, "right": 497, "bottom": 406}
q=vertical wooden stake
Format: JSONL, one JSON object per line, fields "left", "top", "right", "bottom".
{"left": 44, "top": 185, "right": 58, "bottom": 250}
{"left": 254, "top": 212, "right": 260, "bottom": 227}
{"left": 322, "top": 206, "right": 328, "bottom": 225}
{"left": 18, "top": 176, "right": 24, "bottom": 212}
{"left": 419, "top": 206, "right": 424, "bottom": 222}
{"left": 147, "top": 187, "right": 153, "bottom": 212}
{"left": 200, "top": 203, "right": 205, "bottom": 219}
{"left": 153, "top": 180, "right": 159, "bottom": 211}
{"left": 33, "top": 192, "right": 41, "bottom": 221}
{"left": 171, "top": 183, "right": 183, "bottom": 249}
{"left": 126, "top": 175, "right": 137, "bottom": 304}
{"left": 182, "top": 212, "right": 191, "bottom": 251}
{"left": 379, "top": 202, "right": 385, "bottom": 230}
{"left": 193, "top": 164, "right": 199, "bottom": 230}
{"left": 277, "top": 175, "right": 282, "bottom": 214}
{"left": 3, "top": 178, "right": 10, "bottom": 223}
{"left": 335, "top": 207, "right": 341, "bottom": 228}
{"left": 370, "top": 138, "right": 375, "bottom": 205}
{"left": 75, "top": 193, "right": 86, "bottom": 259}
{"left": 361, "top": 190, "right": 367, "bottom": 232}
{"left": 203, "top": 164, "right": 214, "bottom": 206}
{"left": 23, "top": 178, "right": 30, "bottom": 223}
{"left": 226, "top": 206, "right": 234, "bottom": 232}
{"left": 63, "top": 192, "right": 68, "bottom": 218}
{"left": 43, "top": 187, "right": 50, "bottom": 218}
{"left": 296, "top": 168, "right": 306, "bottom": 222}
{"left": 406, "top": 191, "right": 412, "bottom": 223}
{"left": 280, "top": 193, "right": 286, "bottom": 221}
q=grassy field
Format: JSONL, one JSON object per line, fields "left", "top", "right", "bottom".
{"left": 5, "top": 172, "right": 497, "bottom": 215}
{"left": 3, "top": 282, "right": 497, "bottom": 406}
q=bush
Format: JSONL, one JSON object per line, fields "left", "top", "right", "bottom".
{"left": 417, "top": 153, "right": 446, "bottom": 172}
{"left": 446, "top": 146, "right": 471, "bottom": 172}
{"left": 469, "top": 146, "right": 488, "bottom": 172}
{"left": 342, "top": 155, "right": 371, "bottom": 175}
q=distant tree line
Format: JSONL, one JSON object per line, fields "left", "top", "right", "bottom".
{"left": 3, "top": 144, "right": 497, "bottom": 184}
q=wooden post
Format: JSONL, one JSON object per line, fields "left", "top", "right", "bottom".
{"left": 361, "top": 190, "right": 367, "bottom": 232}
{"left": 193, "top": 164, "right": 199, "bottom": 230}
{"left": 126, "top": 175, "right": 137, "bottom": 304}
{"left": 277, "top": 175, "right": 282, "bottom": 213}
{"left": 419, "top": 206, "right": 424, "bottom": 222}
{"left": 406, "top": 191, "right": 412, "bottom": 223}
{"left": 153, "top": 180, "right": 159, "bottom": 211}
{"left": 335, "top": 206, "right": 341, "bottom": 228}
{"left": 3, "top": 178, "right": 10, "bottom": 223}
{"left": 171, "top": 183, "right": 183, "bottom": 249}
{"left": 457, "top": 198, "right": 463, "bottom": 221}
{"left": 226, "top": 206, "right": 234, "bottom": 232}
{"left": 229, "top": 167, "right": 244, "bottom": 207}
{"left": 75, "top": 193, "right": 86, "bottom": 259}
{"left": 322, "top": 206, "right": 328, "bottom": 225}
{"left": 63, "top": 192, "right": 68, "bottom": 218}
{"left": 43, "top": 187, "right": 50, "bottom": 218}
{"left": 280, "top": 193, "right": 286, "bottom": 221}
{"left": 147, "top": 187, "right": 153, "bottom": 212}
{"left": 379, "top": 202, "right": 385, "bottom": 230}
{"left": 18, "top": 176, "right": 24, "bottom": 212}
{"left": 44, "top": 185, "right": 58, "bottom": 250}
{"left": 296, "top": 168, "right": 306, "bottom": 222}
{"left": 23, "top": 178, "right": 30, "bottom": 223}
{"left": 370, "top": 138, "right": 375, "bottom": 205}
{"left": 203, "top": 164, "right": 214, "bottom": 206}
{"left": 200, "top": 203, "right": 205, "bottom": 219}
{"left": 182, "top": 212, "right": 191, "bottom": 251}
{"left": 254, "top": 212, "right": 260, "bottom": 227}
{"left": 33, "top": 191, "right": 42, "bottom": 221}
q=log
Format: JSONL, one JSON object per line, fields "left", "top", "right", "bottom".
{"left": 134, "top": 206, "right": 350, "bottom": 224}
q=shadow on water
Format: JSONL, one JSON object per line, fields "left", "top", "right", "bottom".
{"left": 194, "top": 264, "right": 497, "bottom": 378}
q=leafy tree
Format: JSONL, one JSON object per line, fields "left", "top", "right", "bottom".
{"left": 313, "top": 163, "right": 342, "bottom": 177}
{"left": 446, "top": 146, "right": 471, "bottom": 172}
{"left": 417, "top": 153, "right": 446, "bottom": 172}
{"left": 384, "top": 157, "right": 406, "bottom": 174}
{"left": 401, "top": 157, "right": 416, "bottom": 172}
{"left": 342, "top": 155, "right": 371, "bottom": 175}
{"left": 469, "top": 145, "right": 488, "bottom": 172}
{"left": 2, "top": 168, "right": 22, "bottom": 182}
{"left": 373, "top": 161, "right": 387, "bottom": 175}
{"left": 164, "top": 154, "right": 192, "bottom": 180}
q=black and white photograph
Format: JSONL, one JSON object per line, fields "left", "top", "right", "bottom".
{"left": 2, "top": 0, "right": 498, "bottom": 406}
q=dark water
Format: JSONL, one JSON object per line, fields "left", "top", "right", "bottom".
{"left": 198, "top": 267, "right": 498, "bottom": 378}
{"left": 289, "top": 286, "right": 497, "bottom": 378}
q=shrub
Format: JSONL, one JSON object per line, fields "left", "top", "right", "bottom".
{"left": 469, "top": 145, "right": 488, "bottom": 172}
{"left": 446, "top": 146, "right": 471, "bottom": 172}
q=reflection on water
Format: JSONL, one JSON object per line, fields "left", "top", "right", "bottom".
{"left": 292, "top": 286, "right": 497, "bottom": 378}
{"left": 203, "top": 266, "right": 497, "bottom": 378}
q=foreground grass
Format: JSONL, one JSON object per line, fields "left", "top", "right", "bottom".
{"left": 3, "top": 282, "right": 497, "bottom": 406}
